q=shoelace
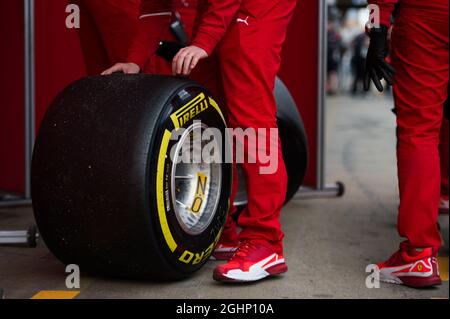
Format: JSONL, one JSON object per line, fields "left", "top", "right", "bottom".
{"left": 386, "top": 249, "right": 429, "bottom": 266}
{"left": 231, "top": 241, "right": 255, "bottom": 260}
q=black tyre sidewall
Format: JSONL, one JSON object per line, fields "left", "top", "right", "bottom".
{"left": 148, "top": 85, "right": 232, "bottom": 275}
{"left": 275, "top": 78, "right": 309, "bottom": 203}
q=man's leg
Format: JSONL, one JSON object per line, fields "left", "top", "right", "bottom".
{"left": 439, "top": 117, "right": 449, "bottom": 213}
{"left": 218, "top": 1, "right": 297, "bottom": 255}
{"left": 374, "top": 5, "right": 449, "bottom": 288}
{"left": 212, "top": 0, "right": 297, "bottom": 282}
{"left": 391, "top": 10, "right": 449, "bottom": 253}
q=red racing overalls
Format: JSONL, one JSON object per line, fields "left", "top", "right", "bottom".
{"left": 369, "top": 0, "right": 449, "bottom": 252}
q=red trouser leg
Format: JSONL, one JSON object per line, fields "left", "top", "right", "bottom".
{"left": 439, "top": 118, "right": 449, "bottom": 200}
{"left": 217, "top": 0, "right": 297, "bottom": 255}
{"left": 392, "top": 7, "right": 449, "bottom": 252}
{"left": 74, "top": 0, "right": 139, "bottom": 75}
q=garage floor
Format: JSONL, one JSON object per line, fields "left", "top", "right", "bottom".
{"left": 0, "top": 94, "right": 448, "bottom": 299}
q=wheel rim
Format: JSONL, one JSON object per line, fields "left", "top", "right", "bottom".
{"left": 171, "top": 122, "right": 222, "bottom": 235}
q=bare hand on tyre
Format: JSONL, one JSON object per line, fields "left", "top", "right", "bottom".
{"left": 101, "top": 62, "right": 140, "bottom": 75}
{"left": 172, "top": 45, "right": 208, "bottom": 76}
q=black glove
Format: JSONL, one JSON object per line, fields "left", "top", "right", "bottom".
{"left": 364, "top": 25, "right": 396, "bottom": 92}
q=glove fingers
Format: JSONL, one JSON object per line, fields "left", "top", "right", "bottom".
{"left": 382, "top": 61, "right": 396, "bottom": 75}
{"left": 371, "top": 68, "right": 384, "bottom": 92}
{"left": 377, "top": 65, "right": 393, "bottom": 85}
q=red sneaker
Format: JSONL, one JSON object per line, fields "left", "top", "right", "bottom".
{"left": 211, "top": 243, "right": 239, "bottom": 261}
{"left": 213, "top": 241, "right": 287, "bottom": 282}
{"left": 377, "top": 248, "right": 442, "bottom": 288}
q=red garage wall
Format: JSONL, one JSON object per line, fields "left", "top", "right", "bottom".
{"left": 0, "top": 1, "right": 86, "bottom": 194}
{"left": 0, "top": 1, "right": 25, "bottom": 194}
{"left": 279, "top": 0, "right": 319, "bottom": 187}
{"left": 0, "top": 0, "right": 320, "bottom": 193}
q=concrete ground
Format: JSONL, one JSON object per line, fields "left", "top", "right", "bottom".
{"left": 0, "top": 94, "right": 448, "bottom": 299}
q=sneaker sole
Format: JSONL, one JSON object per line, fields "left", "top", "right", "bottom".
{"left": 213, "top": 263, "right": 288, "bottom": 283}
{"left": 380, "top": 274, "right": 442, "bottom": 288}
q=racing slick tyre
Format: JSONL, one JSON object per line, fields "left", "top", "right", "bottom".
{"left": 234, "top": 77, "right": 309, "bottom": 207}
{"left": 31, "top": 74, "right": 232, "bottom": 280}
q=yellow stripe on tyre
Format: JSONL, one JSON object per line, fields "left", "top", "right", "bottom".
{"left": 156, "top": 129, "right": 177, "bottom": 252}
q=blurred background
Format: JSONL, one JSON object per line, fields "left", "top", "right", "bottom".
{"left": 326, "top": 0, "right": 385, "bottom": 97}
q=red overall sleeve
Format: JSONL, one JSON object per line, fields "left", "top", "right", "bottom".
{"left": 127, "top": 0, "right": 172, "bottom": 70}
{"left": 192, "top": 0, "right": 241, "bottom": 56}
{"left": 368, "top": 0, "right": 398, "bottom": 26}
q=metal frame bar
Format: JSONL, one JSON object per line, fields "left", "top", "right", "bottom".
{"left": 0, "top": 226, "right": 39, "bottom": 246}
{"left": 24, "top": 0, "right": 35, "bottom": 200}
{"left": 0, "top": 199, "right": 32, "bottom": 208}
{"left": 0, "top": 230, "right": 30, "bottom": 244}
{"left": 0, "top": 0, "right": 35, "bottom": 208}
{"left": 294, "top": 183, "right": 344, "bottom": 200}
{"left": 316, "top": 0, "right": 327, "bottom": 190}
{"left": 296, "top": 0, "right": 343, "bottom": 199}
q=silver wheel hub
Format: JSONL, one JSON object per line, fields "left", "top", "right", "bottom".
{"left": 171, "top": 123, "right": 222, "bottom": 235}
